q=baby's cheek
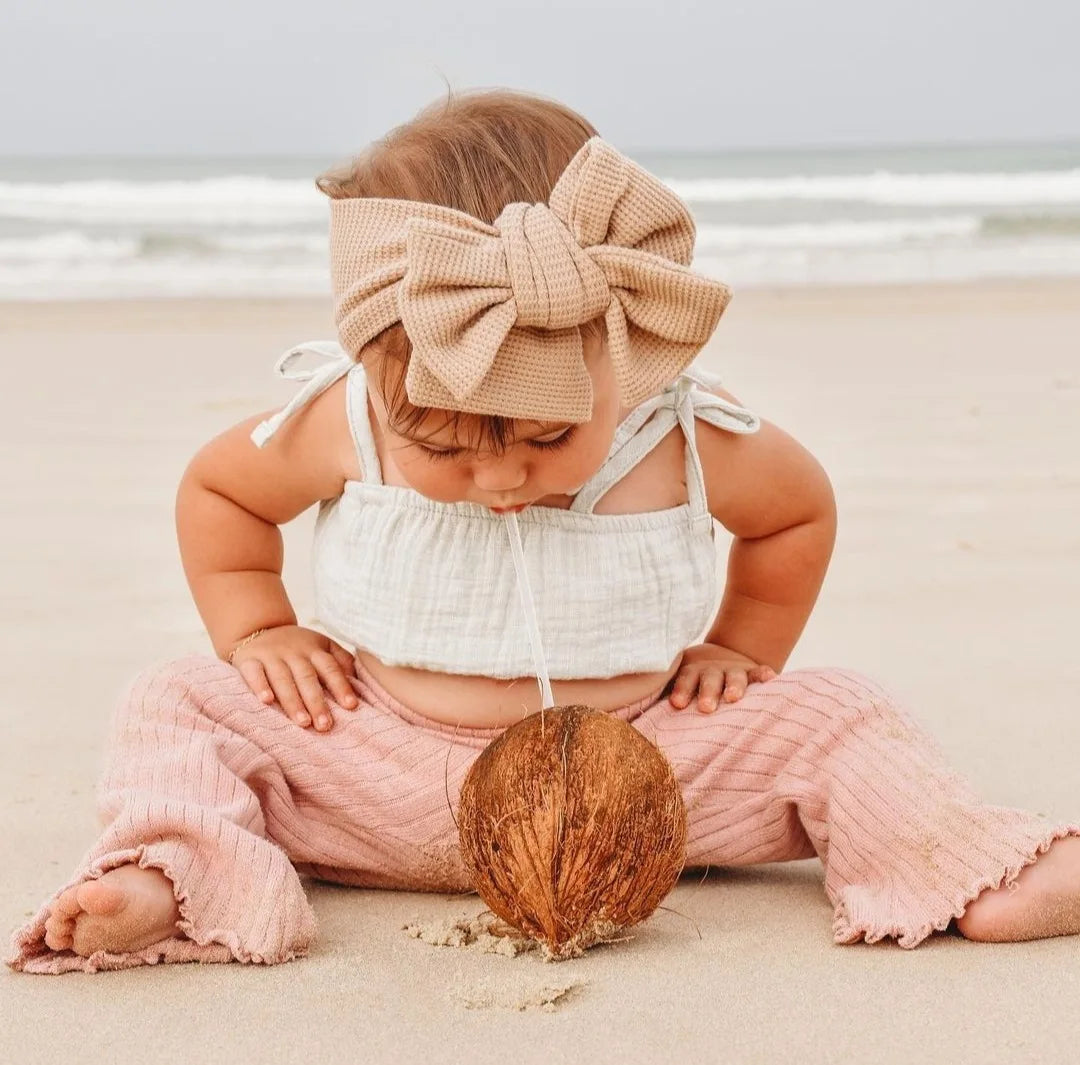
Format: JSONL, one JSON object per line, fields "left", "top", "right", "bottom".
{"left": 566, "top": 436, "right": 613, "bottom": 485}
{"left": 408, "top": 468, "right": 460, "bottom": 502}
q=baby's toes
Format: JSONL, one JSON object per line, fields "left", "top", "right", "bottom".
{"left": 53, "top": 884, "right": 84, "bottom": 917}
{"left": 44, "top": 925, "right": 74, "bottom": 951}
{"left": 76, "top": 878, "right": 127, "bottom": 916}
{"left": 43, "top": 885, "right": 85, "bottom": 948}
{"left": 43, "top": 912, "right": 75, "bottom": 950}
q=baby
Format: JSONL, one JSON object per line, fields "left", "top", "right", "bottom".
{"left": 11, "top": 88, "right": 1080, "bottom": 974}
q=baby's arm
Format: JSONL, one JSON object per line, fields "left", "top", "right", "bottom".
{"left": 175, "top": 376, "right": 353, "bottom": 660}
{"left": 693, "top": 386, "right": 837, "bottom": 678}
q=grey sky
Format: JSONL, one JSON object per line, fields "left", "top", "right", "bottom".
{"left": 3, "top": 0, "right": 1078, "bottom": 154}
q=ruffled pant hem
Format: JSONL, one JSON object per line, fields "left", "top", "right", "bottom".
{"left": 7, "top": 841, "right": 314, "bottom": 975}
{"left": 831, "top": 819, "right": 1080, "bottom": 949}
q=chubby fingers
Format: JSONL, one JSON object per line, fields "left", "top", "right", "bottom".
{"left": 240, "top": 656, "right": 325, "bottom": 729}
{"left": 237, "top": 653, "right": 359, "bottom": 732}
{"left": 670, "top": 662, "right": 780, "bottom": 713}
{"left": 713, "top": 667, "right": 747, "bottom": 709}
{"left": 748, "top": 664, "right": 778, "bottom": 686}
{"left": 287, "top": 656, "right": 356, "bottom": 732}
{"left": 236, "top": 659, "right": 278, "bottom": 710}
{"left": 670, "top": 663, "right": 732, "bottom": 712}
{"left": 719, "top": 664, "right": 779, "bottom": 704}
{"left": 270, "top": 658, "right": 319, "bottom": 726}
{"left": 327, "top": 641, "right": 359, "bottom": 679}
{"left": 311, "top": 650, "right": 359, "bottom": 717}
{"left": 669, "top": 664, "right": 701, "bottom": 709}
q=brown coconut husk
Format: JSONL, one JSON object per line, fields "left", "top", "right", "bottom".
{"left": 457, "top": 704, "right": 687, "bottom": 961}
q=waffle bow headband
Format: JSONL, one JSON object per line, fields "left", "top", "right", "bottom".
{"left": 330, "top": 136, "right": 731, "bottom": 423}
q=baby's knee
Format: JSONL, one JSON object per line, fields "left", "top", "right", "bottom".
{"left": 116, "top": 654, "right": 237, "bottom": 725}
{"left": 773, "top": 667, "right": 900, "bottom": 731}
{"left": 126, "top": 653, "right": 228, "bottom": 692}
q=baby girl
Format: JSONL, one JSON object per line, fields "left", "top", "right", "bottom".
{"left": 10, "top": 88, "right": 1080, "bottom": 974}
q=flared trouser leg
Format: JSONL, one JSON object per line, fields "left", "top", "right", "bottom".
{"left": 8, "top": 656, "right": 321, "bottom": 974}
{"left": 633, "top": 667, "right": 1080, "bottom": 948}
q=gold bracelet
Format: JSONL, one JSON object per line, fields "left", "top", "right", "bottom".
{"left": 227, "top": 627, "right": 270, "bottom": 664}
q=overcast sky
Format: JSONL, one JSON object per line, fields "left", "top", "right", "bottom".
{"left": 2, "top": 0, "right": 1078, "bottom": 155}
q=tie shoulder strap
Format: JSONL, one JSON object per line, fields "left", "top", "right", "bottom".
{"left": 682, "top": 363, "right": 761, "bottom": 436}
{"left": 569, "top": 365, "right": 761, "bottom": 515}
{"left": 568, "top": 391, "right": 676, "bottom": 513}
{"left": 250, "top": 341, "right": 354, "bottom": 448}
{"left": 676, "top": 368, "right": 763, "bottom": 516}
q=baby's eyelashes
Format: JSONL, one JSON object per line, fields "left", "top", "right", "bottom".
{"left": 527, "top": 427, "right": 576, "bottom": 452}
{"left": 415, "top": 426, "right": 577, "bottom": 462}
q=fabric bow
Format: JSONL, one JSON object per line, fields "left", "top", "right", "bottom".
{"left": 330, "top": 137, "right": 731, "bottom": 423}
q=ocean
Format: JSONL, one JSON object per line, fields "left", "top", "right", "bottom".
{"left": 1, "top": 141, "right": 1078, "bottom": 299}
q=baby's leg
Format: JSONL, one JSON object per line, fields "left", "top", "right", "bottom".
{"left": 634, "top": 668, "right": 1080, "bottom": 949}
{"left": 7, "top": 656, "right": 318, "bottom": 974}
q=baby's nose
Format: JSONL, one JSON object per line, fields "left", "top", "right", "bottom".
{"left": 472, "top": 458, "right": 528, "bottom": 494}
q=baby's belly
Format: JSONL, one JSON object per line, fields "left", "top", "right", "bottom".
{"left": 354, "top": 648, "right": 684, "bottom": 728}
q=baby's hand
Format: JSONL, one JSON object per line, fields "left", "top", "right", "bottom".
{"left": 229, "top": 625, "right": 360, "bottom": 731}
{"left": 669, "top": 644, "right": 777, "bottom": 713}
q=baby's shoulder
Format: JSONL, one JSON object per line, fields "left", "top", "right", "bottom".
{"left": 691, "top": 384, "right": 834, "bottom": 536}
{"left": 185, "top": 373, "right": 356, "bottom": 526}
{"left": 261, "top": 371, "right": 360, "bottom": 485}
{"left": 256, "top": 370, "right": 361, "bottom": 495}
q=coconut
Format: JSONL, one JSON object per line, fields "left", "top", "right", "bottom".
{"left": 457, "top": 703, "right": 687, "bottom": 961}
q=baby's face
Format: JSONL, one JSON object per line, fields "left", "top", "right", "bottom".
{"left": 369, "top": 330, "right": 622, "bottom": 511}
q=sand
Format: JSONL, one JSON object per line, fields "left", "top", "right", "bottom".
{"left": 2, "top": 279, "right": 1079, "bottom": 1063}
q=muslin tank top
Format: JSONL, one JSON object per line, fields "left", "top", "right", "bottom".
{"left": 251, "top": 341, "right": 761, "bottom": 679}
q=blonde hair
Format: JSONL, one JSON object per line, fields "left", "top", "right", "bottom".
{"left": 317, "top": 87, "right": 605, "bottom": 451}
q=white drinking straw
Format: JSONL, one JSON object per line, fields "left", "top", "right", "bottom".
{"left": 503, "top": 512, "right": 555, "bottom": 709}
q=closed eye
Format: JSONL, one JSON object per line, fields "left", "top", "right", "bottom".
{"left": 527, "top": 427, "right": 576, "bottom": 451}
{"left": 418, "top": 444, "right": 464, "bottom": 462}
{"left": 418, "top": 426, "right": 575, "bottom": 460}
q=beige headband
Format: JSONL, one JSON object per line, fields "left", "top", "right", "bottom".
{"left": 329, "top": 136, "right": 731, "bottom": 423}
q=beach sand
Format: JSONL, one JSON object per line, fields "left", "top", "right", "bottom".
{"left": 2, "top": 279, "right": 1079, "bottom": 1063}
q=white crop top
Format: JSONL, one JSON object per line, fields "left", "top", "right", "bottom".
{"left": 251, "top": 341, "right": 761, "bottom": 679}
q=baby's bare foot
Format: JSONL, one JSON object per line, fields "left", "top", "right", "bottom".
{"left": 43, "top": 864, "right": 183, "bottom": 956}
{"left": 957, "top": 835, "right": 1080, "bottom": 942}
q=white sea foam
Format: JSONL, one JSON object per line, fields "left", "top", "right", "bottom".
{"left": 0, "top": 231, "right": 139, "bottom": 261}
{"left": 693, "top": 239, "right": 1080, "bottom": 287}
{"left": 665, "top": 169, "right": 1080, "bottom": 206}
{"left": 695, "top": 216, "right": 982, "bottom": 250}
{"left": 214, "top": 232, "right": 327, "bottom": 253}
{"left": 0, "top": 177, "right": 322, "bottom": 225}
{"left": 0, "top": 230, "right": 327, "bottom": 262}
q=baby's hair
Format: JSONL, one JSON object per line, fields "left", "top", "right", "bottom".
{"left": 316, "top": 87, "right": 606, "bottom": 454}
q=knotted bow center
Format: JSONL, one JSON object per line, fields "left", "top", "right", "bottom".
{"left": 494, "top": 202, "right": 611, "bottom": 329}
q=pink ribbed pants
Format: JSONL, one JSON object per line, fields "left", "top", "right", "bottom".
{"left": 9, "top": 655, "right": 1079, "bottom": 973}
